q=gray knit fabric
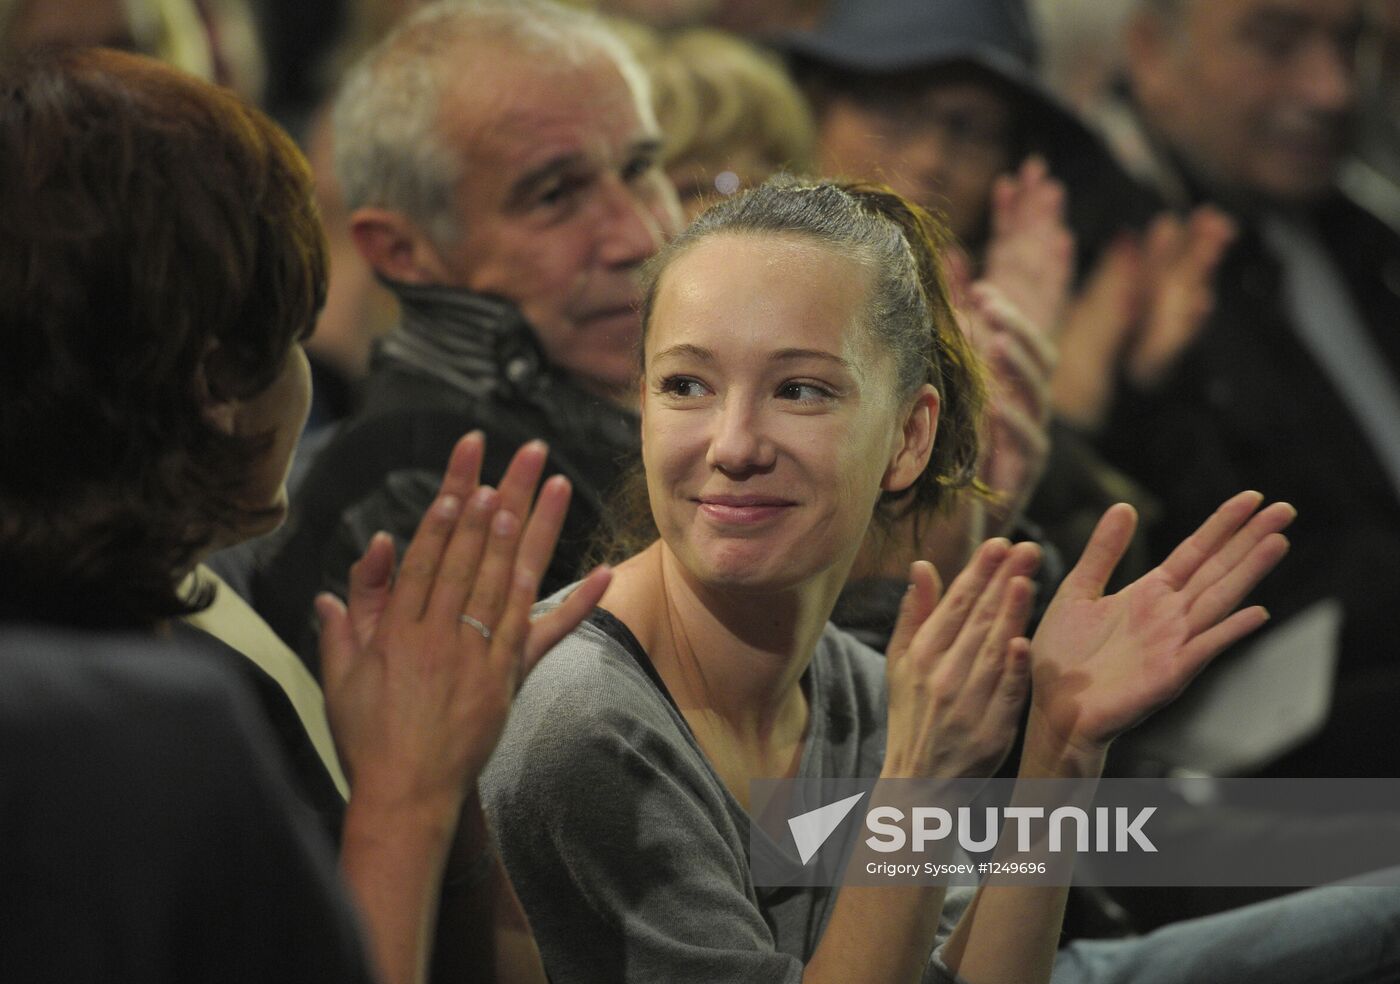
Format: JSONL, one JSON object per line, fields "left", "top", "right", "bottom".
{"left": 481, "top": 610, "right": 970, "bottom": 983}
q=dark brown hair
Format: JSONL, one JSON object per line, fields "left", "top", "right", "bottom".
{"left": 0, "top": 47, "right": 327, "bottom": 629}
{"left": 597, "top": 175, "right": 987, "bottom": 562}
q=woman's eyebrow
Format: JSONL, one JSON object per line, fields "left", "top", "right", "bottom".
{"left": 769, "top": 348, "right": 855, "bottom": 372}
{"left": 772, "top": 348, "right": 864, "bottom": 383}
{"left": 652, "top": 345, "right": 859, "bottom": 377}
{"left": 652, "top": 343, "right": 715, "bottom": 364}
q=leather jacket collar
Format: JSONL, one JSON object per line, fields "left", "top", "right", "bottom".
{"left": 378, "top": 282, "right": 548, "bottom": 402}
{"left": 377, "top": 280, "right": 640, "bottom": 457}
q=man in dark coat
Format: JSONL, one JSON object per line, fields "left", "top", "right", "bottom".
{"left": 1094, "top": 0, "right": 1400, "bottom": 776}
{"left": 253, "top": 0, "right": 681, "bottom": 665}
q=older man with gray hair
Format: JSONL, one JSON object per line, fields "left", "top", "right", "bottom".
{"left": 254, "top": 0, "right": 680, "bottom": 661}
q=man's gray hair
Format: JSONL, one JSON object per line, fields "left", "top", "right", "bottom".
{"left": 332, "top": 0, "right": 653, "bottom": 248}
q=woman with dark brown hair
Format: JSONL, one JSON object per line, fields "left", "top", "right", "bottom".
{"left": 0, "top": 46, "right": 600, "bottom": 984}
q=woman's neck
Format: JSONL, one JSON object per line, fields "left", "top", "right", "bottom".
{"left": 602, "top": 543, "right": 841, "bottom": 742}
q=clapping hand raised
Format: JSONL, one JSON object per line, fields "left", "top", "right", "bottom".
{"left": 883, "top": 539, "right": 1043, "bottom": 781}
{"left": 1028, "top": 491, "right": 1294, "bottom": 761}
{"left": 316, "top": 432, "right": 612, "bottom": 812}
{"left": 944, "top": 157, "right": 1069, "bottom": 539}
{"left": 1052, "top": 205, "right": 1235, "bottom": 431}
{"left": 980, "top": 156, "right": 1075, "bottom": 335}
{"left": 959, "top": 284, "right": 1056, "bottom": 537}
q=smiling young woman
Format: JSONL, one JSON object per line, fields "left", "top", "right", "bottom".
{"left": 640, "top": 231, "right": 938, "bottom": 594}
{"left": 480, "top": 177, "right": 1297, "bottom": 984}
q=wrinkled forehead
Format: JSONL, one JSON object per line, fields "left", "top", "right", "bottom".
{"left": 442, "top": 41, "right": 658, "bottom": 172}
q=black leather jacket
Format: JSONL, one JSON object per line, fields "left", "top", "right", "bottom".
{"left": 252, "top": 283, "right": 639, "bottom": 670}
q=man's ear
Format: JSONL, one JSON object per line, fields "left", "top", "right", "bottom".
{"left": 1125, "top": 7, "right": 1174, "bottom": 104}
{"left": 882, "top": 384, "right": 940, "bottom": 493}
{"left": 349, "top": 207, "right": 454, "bottom": 284}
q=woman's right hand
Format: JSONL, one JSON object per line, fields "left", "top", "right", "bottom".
{"left": 881, "top": 539, "right": 1042, "bottom": 781}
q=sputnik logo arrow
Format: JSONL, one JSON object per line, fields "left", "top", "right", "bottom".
{"left": 788, "top": 792, "right": 866, "bottom": 865}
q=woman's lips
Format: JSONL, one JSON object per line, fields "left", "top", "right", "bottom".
{"left": 695, "top": 495, "right": 796, "bottom": 525}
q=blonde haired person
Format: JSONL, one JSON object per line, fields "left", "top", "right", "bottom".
{"left": 621, "top": 23, "right": 818, "bottom": 219}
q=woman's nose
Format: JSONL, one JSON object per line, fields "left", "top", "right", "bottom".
{"left": 705, "top": 397, "right": 776, "bottom": 476}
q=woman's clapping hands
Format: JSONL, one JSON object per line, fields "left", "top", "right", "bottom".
{"left": 883, "top": 490, "right": 1293, "bottom": 784}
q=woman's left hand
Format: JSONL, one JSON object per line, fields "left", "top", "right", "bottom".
{"left": 1028, "top": 491, "right": 1295, "bottom": 759}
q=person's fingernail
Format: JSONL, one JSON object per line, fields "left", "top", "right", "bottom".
{"left": 436, "top": 495, "right": 461, "bottom": 519}
{"left": 314, "top": 592, "right": 344, "bottom": 624}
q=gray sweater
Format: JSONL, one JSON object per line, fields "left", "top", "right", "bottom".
{"left": 480, "top": 610, "right": 970, "bottom": 983}
{"left": 483, "top": 608, "right": 1400, "bottom": 984}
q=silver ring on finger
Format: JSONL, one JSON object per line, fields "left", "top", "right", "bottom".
{"left": 458, "top": 613, "right": 492, "bottom": 640}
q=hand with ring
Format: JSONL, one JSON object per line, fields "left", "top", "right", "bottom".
{"left": 315, "top": 431, "right": 613, "bottom": 820}
{"left": 457, "top": 613, "right": 491, "bottom": 640}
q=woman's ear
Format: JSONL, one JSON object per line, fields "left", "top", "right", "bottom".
{"left": 882, "top": 384, "right": 940, "bottom": 493}
{"left": 194, "top": 344, "right": 239, "bottom": 436}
